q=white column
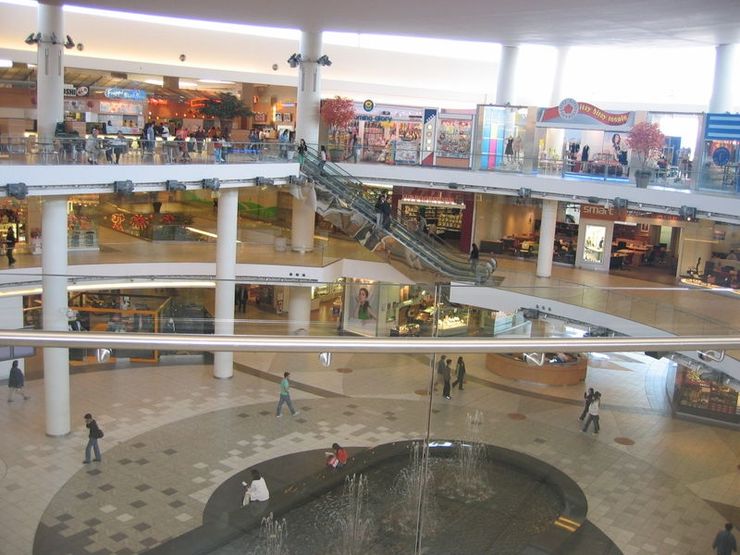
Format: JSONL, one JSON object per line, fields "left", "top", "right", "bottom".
{"left": 536, "top": 200, "right": 558, "bottom": 278}
{"left": 550, "top": 46, "right": 570, "bottom": 106}
{"left": 36, "top": 2, "right": 65, "bottom": 142}
{"left": 288, "top": 286, "right": 312, "bottom": 335}
{"left": 213, "top": 189, "right": 238, "bottom": 379}
{"left": 295, "top": 31, "right": 322, "bottom": 147}
{"left": 42, "top": 197, "right": 69, "bottom": 436}
{"left": 495, "top": 45, "right": 519, "bottom": 105}
{"left": 291, "top": 183, "right": 316, "bottom": 253}
{"left": 709, "top": 44, "right": 737, "bottom": 113}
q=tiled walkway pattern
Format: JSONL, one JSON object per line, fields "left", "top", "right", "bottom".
{"left": 1, "top": 351, "right": 738, "bottom": 555}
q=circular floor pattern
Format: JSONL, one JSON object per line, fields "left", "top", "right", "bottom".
{"left": 336, "top": 367, "right": 353, "bottom": 373}
{"left": 508, "top": 412, "right": 527, "bottom": 420}
{"left": 614, "top": 437, "right": 635, "bottom": 445}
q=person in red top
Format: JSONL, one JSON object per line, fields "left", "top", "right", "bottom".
{"left": 326, "top": 443, "right": 348, "bottom": 469}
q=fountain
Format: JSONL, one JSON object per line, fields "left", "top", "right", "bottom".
{"left": 448, "top": 410, "right": 492, "bottom": 501}
{"left": 335, "top": 474, "right": 373, "bottom": 555}
{"left": 258, "top": 513, "right": 288, "bottom": 555}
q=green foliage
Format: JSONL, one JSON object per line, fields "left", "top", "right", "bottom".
{"left": 197, "top": 93, "right": 253, "bottom": 121}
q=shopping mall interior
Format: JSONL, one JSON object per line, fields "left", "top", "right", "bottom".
{"left": 0, "top": 1, "right": 739, "bottom": 554}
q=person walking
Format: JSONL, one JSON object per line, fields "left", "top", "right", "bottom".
{"left": 83, "top": 413, "right": 103, "bottom": 463}
{"left": 296, "top": 139, "right": 308, "bottom": 165}
{"left": 452, "top": 356, "right": 466, "bottom": 390}
{"left": 7, "top": 360, "right": 30, "bottom": 402}
{"left": 442, "top": 358, "right": 453, "bottom": 400}
{"left": 713, "top": 523, "right": 737, "bottom": 555}
{"left": 579, "top": 387, "right": 595, "bottom": 421}
{"left": 5, "top": 226, "right": 17, "bottom": 267}
{"left": 374, "top": 193, "right": 385, "bottom": 229}
{"left": 581, "top": 391, "right": 601, "bottom": 434}
{"left": 434, "top": 354, "right": 446, "bottom": 390}
{"left": 276, "top": 371, "right": 298, "bottom": 417}
{"left": 318, "top": 145, "right": 328, "bottom": 173}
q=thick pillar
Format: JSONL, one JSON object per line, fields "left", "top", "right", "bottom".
{"left": 213, "top": 189, "right": 239, "bottom": 379}
{"left": 36, "top": 2, "right": 65, "bottom": 142}
{"left": 536, "top": 200, "right": 558, "bottom": 278}
{"left": 709, "top": 44, "right": 737, "bottom": 113}
{"left": 495, "top": 45, "right": 519, "bottom": 105}
{"left": 295, "top": 31, "right": 322, "bottom": 146}
{"left": 550, "top": 47, "right": 570, "bottom": 106}
{"left": 42, "top": 197, "right": 69, "bottom": 436}
{"left": 288, "top": 286, "right": 312, "bottom": 335}
{"left": 291, "top": 183, "right": 316, "bottom": 253}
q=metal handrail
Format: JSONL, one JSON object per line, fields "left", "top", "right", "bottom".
{"left": 1, "top": 329, "right": 738, "bottom": 353}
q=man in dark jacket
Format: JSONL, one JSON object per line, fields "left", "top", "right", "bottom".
{"left": 713, "top": 523, "right": 737, "bottom": 555}
{"left": 5, "top": 226, "right": 16, "bottom": 267}
{"left": 579, "top": 387, "right": 595, "bottom": 420}
{"left": 83, "top": 413, "right": 103, "bottom": 464}
{"left": 380, "top": 196, "right": 392, "bottom": 230}
{"left": 7, "top": 360, "right": 29, "bottom": 402}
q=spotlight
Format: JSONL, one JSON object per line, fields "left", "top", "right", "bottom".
{"left": 113, "top": 180, "right": 134, "bottom": 195}
{"left": 166, "top": 180, "right": 186, "bottom": 191}
{"left": 288, "top": 175, "right": 307, "bottom": 185}
{"left": 614, "top": 197, "right": 628, "bottom": 209}
{"left": 448, "top": 182, "right": 459, "bottom": 189}
{"left": 6, "top": 182, "right": 28, "bottom": 199}
{"left": 518, "top": 187, "right": 531, "bottom": 199}
{"left": 64, "top": 35, "right": 75, "bottom": 49}
{"left": 679, "top": 205, "right": 697, "bottom": 221}
{"left": 256, "top": 177, "right": 274, "bottom": 186}
{"left": 25, "top": 32, "right": 40, "bottom": 45}
{"left": 316, "top": 55, "right": 332, "bottom": 67}
{"left": 202, "top": 178, "right": 220, "bottom": 191}
{"left": 287, "top": 53, "right": 302, "bottom": 68}
{"left": 587, "top": 196, "right": 599, "bottom": 204}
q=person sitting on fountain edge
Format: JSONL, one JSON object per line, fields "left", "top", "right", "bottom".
{"left": 242, "top": 468, "right": 269, "bottom": 506}
{"left": 326, "top": 443, "right": 348, "bottom": 469}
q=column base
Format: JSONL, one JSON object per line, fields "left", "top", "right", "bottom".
{"left": 46, "top": 431, "right": 72, "bottom": 438}
{"left": 291, "top": 246, "right": 314, "bottom": 253}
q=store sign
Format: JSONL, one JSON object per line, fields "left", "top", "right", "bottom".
{"left": 64, "top": 84, "right": 88, "bottom": 97}
{"left": 363, "top": 99, "right": 374, "bottom": 112}
{"left": 104, "top": 88, "right": 147, "bottom": 101}
{"left": 581, "top": 204, "right": 627, "bottom": 221}
{"left": 537, "top": 99, "right": 634, "bottom": 130}
{"left": 704, "top": 113, "right": 740, "bottom": 141}
{"left": 356, "top": 114, "right": 392, "bottom": 122}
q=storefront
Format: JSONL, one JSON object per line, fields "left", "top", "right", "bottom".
{"left": 535, "top": 98, "right": 635, "bottom": 182}
{"left": 352, "top": 103, "right": 424, "bottom": 165}
{"left": 422, "top": 109, "right": 475, "bottom": 169}
{"left": 474, "top": 105, "right": 530, "bottom": 171}
{"left": 699, "top": 113, "right": 740, "bottom": 192}
{"left": 669, "top": 361, "right": 740, "bottom": 425}
{"left": 391, "top": 186, "right": 475, "bottom": 252}
{"left": 646, "top": 111, "right": 701, "bottom": 186}
{"left": 64, "top": 87, "right": 147, "bottom": 136}
{"left": 575, "top": 204, "right": 625, "bottom": 272}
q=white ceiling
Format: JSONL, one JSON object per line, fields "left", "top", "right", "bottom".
{"left": 65, "top": 0, "right": 740, "bottom": 46}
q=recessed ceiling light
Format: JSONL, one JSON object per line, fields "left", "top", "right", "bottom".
{"left": 144, "top": 78, "right": 163, "bottom": 86}
{"left": 198, "top": 79, "right": 235, "bottom": 85}
{"left": 179, "top": 81, "right": 198, "bottom": 89}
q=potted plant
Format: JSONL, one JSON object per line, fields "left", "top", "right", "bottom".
{"left": 197, "top": 93, "right": 253, "bottom": 138}
{"left": 320, "top": 96, "right": 355, "bottom": 161}
{"left": 626, "top": 121, "right": 665, "bottom": 188}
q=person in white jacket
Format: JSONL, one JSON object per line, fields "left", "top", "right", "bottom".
{"left": 581, "top": 391, "right": 601, "bottom": 434}
{"left": 242, "top": 469, "right": 269, "bottom": 505}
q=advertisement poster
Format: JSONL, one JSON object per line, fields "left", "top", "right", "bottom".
{"left": 537, "top": 99, "right": 634, "bottom": 131}
{"left": 343, "top": 281, "right": 379, "bottom": 337}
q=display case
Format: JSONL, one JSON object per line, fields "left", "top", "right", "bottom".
{"left": 583, "top": 224, "right": 606, "bottom": 264}
{"left": 436, "top": 118, "right": 472, "bottom": 159}
{"left": 436, "top": 305, "right": 469, "bottom": 337}
{"left": 674, "top": 367, "right": 739, "bottom": 424}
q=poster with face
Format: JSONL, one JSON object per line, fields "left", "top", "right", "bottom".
{"left": 343, "top": 281, "right": 379, "bottom": 337}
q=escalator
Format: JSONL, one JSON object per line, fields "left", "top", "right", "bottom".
{"left": 299, "top": 149, "right": 492, "bottom": 282}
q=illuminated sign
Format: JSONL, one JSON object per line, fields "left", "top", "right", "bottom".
{"left": 104, "top": 88, "right": 147, "bottom": 101}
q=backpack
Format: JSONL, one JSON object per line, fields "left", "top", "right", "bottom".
{"left": 96, "top": 427, "right": 104, "bottom": 439}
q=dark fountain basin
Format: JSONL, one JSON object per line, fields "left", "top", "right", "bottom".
{"left": 145, "top": 440, "right": 621, "bottom": 555}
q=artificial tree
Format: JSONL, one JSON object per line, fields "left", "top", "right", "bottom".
{"left": 626, "top": 121, "right": 665, "bottom": 188}
{"left": 197, "top": 93, "right": 253, "bottom": 138}
{"left": 320, "top": 96, "right": 355, "bottom": 160}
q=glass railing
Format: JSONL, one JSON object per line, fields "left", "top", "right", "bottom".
{"left": 3, "top": 136, "right": 736, "bottom": 196}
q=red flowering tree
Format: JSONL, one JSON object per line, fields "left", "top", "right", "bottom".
{"left": 626, "top": 122, "right": 665, "bottom": 172}
{"left": 321, "top": 96, "right": 355, "bottom": 151}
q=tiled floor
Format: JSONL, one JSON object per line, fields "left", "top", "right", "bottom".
{"left": 1, "top": 351, "right": 738, "bottom": 555}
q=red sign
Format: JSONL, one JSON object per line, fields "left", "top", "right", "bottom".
{"left": 537, "top": 99, "right": 634, "bottom": 129}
